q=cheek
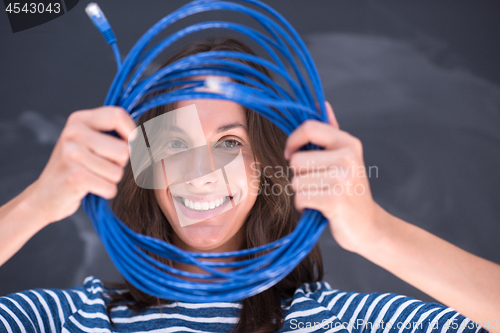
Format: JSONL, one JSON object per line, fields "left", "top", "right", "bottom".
{"left": 224, "top": 153, "right": 259, "bottom": 199}
{"left": 243, "top": 152, "right": 260, "bottom": 191}
{"left": 245, "top": 159, "right": 261, "bottom": 197}
{"left": 154, "top": 189, "right": 176, "bottom": 221}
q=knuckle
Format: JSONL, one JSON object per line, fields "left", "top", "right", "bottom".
{"left": 111, "top": 107, "right": 123, "bottom": 118}
{"left": 302, "top": 120, "right": 315, "bottom": 132}
{"left": 288, "top": 152, "right": 304, "bottom": 169}
{"left": 343, "top": 147, "right": 359, "bottom": 165}
{"left": 67, "top": 111, "right": 84, "bottom": 125}
{"left": 339, "top": 151, "right": 354, "bottom": 165}
{"left": 67, "top": 112, "right": 78, "bottom": 124}
{"left": 117, "top": 144, "right": 130, "bottom": 166}
{"left": 104, "top": 184, "right": 118, "bottom": 199}
{"left": 351, "top": 137, "right": 363, "bottom": 154}
{"left": 61, "top": 142, "right": 81, "bottom": 162}
{"left": 112, "top": 166, "right": 125, "bottom": 183}
{"left": 61, "top": 125, "right": 80, "bottom": 141}
{"left": 108, "top": 106, "right": 125, "bottom": 121}
{"left": 288, "top": 154, "right": 298, "bottom": 168}
{"left": 66, "top": 165, "right": 85, "bottom": 187}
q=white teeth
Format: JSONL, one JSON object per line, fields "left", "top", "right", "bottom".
{"left": 181, "top": 196, "right": 229, "bottom": 211}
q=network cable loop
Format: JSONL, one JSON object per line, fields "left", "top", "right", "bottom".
{"left": 82, "top": 0, "right": 330, "bottom": 302}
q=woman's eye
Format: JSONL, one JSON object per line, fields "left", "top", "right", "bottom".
{"left": 217, "top": 139, "right": 241, "bottom": 149}
{"left": 167, "top": 139, "right": 187, "bottom": 150}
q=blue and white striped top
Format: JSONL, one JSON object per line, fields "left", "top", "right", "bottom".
{"left": 0, "top": 276, "right": 489, "bottom": 333}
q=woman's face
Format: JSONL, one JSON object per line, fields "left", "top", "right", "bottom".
{"left": 154, "top": 98, "right": 259, "bottom": 253}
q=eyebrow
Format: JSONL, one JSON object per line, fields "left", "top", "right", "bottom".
{"left": 216, "top": 122, "right": 247, "bottom": 133}
{"left": 167, "top": 125, "right": 187, "bottom": 135}
{"left": 166, "top": 123, "right": 247, "bottom": 135}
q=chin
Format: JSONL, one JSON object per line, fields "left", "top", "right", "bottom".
{"left": 173, "top": 209, "right": 242, "bottom": 252}
{"left": 155, "top": 186, "right": 255, "bottom": 252}
{"left": 175, "top": 214, "right": 231, "bottom": 251}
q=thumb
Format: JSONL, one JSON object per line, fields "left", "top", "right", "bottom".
{"left": 325, "top": 101, "right": 339, "bottom": 129}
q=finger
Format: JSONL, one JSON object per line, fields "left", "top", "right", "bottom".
{"left": 325, "top": 101, "right": 339, "bottom": 129}
{"left": 85, "top": 171, "right": 118, "bottom": 200}
{"left": 294, "top": 189, "right": 332, "bottom": 213}
{"left": 69, "top": 106, "right": 137, "bottom": 141}
{"left": 291, "top": 174, "right": 333, "bottom": 193}
{"left": 315, "top": 101, "right": 339, "bottom": 130}
{"left": 66, "top": 124, "right": 130, "bottom": 167}
{"left": 288, "top": 148, "right": 354, "bottom": 176}
{"left": 63, "top": 141, "right": 124, "bottom": 184}
{"left": 65, "top": 165, "right": 118, "bottom": 200}
{"left": 284, "top": 120, "right": 357, "bottom": 159}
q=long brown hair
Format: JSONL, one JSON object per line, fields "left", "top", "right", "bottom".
{"left": 107, "top": 36, "right": 323, "bottom": 333}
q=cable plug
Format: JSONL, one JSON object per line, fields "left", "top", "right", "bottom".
{"left": 85, "top": 3, "right": 117, "bottom": 45}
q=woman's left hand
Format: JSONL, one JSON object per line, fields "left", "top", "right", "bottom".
{"left": 285, "top": 102, "right": 500, "bottom": 326}
{"left": 284, "top": 101, "right": 383, "bottom": 253}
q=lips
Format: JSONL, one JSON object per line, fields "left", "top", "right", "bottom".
{"left": 177, "top": 195, "right": 230, "bottom": 211}
{"left": 172, "top": 194, "right": 234, "bottom": 225}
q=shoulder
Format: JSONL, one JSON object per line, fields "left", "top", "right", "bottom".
{"left": 279, "top": 281, "right": 490, "bottom": 333}
{"left": 0, "top": 276, "right": 117, "bottom": 332}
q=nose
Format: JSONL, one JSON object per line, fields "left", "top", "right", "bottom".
{"left": 186, "top": 170, "right": 219, "bottom": 189}
{"left": 183, "top": 145, "right": 218, "bottom": 188}
{"left": 163, "top": 144, "right": 218, "bottom": 188}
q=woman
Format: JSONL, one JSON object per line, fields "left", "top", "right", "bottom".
{"left": 0, "top": 37, "right": 499, "bottom": 333}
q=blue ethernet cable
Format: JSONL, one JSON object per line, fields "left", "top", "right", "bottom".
{"left": 83, "top": 0, "right": 329, "bottom": 302}
{"left": 85, "top": 3, "right": 121, "bottom": 70}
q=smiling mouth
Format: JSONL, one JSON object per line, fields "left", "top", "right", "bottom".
{"left": 175, "top": 195, "right": 231, "bottom": 211}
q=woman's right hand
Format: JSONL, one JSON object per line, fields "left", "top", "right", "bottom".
{"left": 27, "top": 106, "right": 136, "bottom": 225}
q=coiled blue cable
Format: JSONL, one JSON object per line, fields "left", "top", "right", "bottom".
{"left": 83, "top": 0, "right": 329, "bottom": 302}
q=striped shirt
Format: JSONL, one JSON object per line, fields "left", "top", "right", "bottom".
{"left": 0, "top": 276, "right": 489, "bottom": 333}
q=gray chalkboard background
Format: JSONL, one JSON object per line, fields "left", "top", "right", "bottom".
{"left": 1, "top": 1, "right": 499, "bottom": 305}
